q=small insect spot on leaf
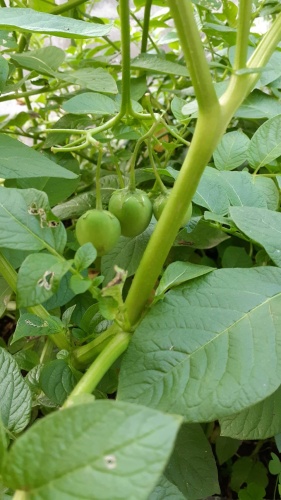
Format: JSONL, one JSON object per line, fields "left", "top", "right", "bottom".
{"left": 37, "top": 271, "right": 54, "bottom": 291}
{"left": 169, "top": 345, "right": 174, "bottom": 351}
{"left": 104, "top": 454, "right": 117, "bottom": 469}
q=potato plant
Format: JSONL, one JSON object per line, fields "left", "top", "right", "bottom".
{"left": 1, "top": 0, "right": 281, "bottom": 498}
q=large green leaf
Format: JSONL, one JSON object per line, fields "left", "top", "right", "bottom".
{"left": 194, "top": 168, "right": 268, "bottom": 214}
{"left": 0, "top": 8, "right": 111, "bottom": 38}
{"left": 0, "top": 188, "right": 66, "bottom": 253}
{"left": 0, "top": 347, "right": 32, "bottom": 434}
{"left": 11, "top": 46, "right": 65, "bottom": 76}
{"left": 230, "top": 206, "right": 281, "bottom": 266}
{"left": 3, "top": 401, "right": 182, "bottom": 500}
{"left": 220, "top": 385, "right": 281, "bottom": 439}
{"left": 247, "top": 114, "right": 281, "bottom": 169}
{"left": 234, "top": 91, "right": 281, "bottom": 119}
{"left": 62, "top": 92, "right": 118, "bottom": 115}
{"left": 0, "top": 135, "right": 78, "bottom": 179}
{"left": 118, "top": 267, "right": 281, "bottom": 421}
{"left": 155, "top": 261, "right": 215, "bottom": 297}
{"left": 148, "top": 475, "right": 185, "bottom": 499}
{"left": 213, "top": 131, "right": 250, "bottom": 171}
{"left": 60, "top": 68, "right": 118, "bottom": 94}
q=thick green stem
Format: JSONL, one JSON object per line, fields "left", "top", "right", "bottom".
{"left": 73, "top": 324, "right": 118, "bottom": 367}
{"left": 167, "top": 0, "right": 218, "bottom": 113}
{"left": 124, "top": 1, "right": 281, "bottom": 328}
{"left": 64, "top": 331, "right": 130, "bottom": 406}
{"left": 125, "top": 107, "right": 224, "bottom": 326}
{"left": 233, "top": 0, "right": 252, "bottom": 70}
{"left": 119, "top": 0, "right": 132, "bottom": 115}
{"left": 141, "top": 0, "right": 153, "bottom": 53}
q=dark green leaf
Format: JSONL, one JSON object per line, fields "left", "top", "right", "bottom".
{"left": 39, "top": 360, "right": 76, "bottom": 406}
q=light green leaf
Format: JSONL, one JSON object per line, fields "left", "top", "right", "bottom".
{"left": 247, "top": 114, "right": 281, "bottom": 169}
{"left": 230, "top": 206, "right": 281, "bottom": 266}
{"left": 220, "top": 385, "right": 281, "bottom": 439}
{"left": 0, "top": 188, "right": 66, "bottom": 253}
{"left": 74, "top": 242, "right": 97, "bottom": 272}
{"left": 164, "top": 424, "right": 219, "bottom": 499}
{"left": 69, "top": 275, "right": 92, "bottom": 295}
{"left": 155, "top": 261, "right": 215, "bottom": 297}
{"left": 148, "top": 475, "right": 185, "bottom": 500}
{"left": 194, "top": 168, "right": 270, "bottom": 214}
{"left": 39, "top": 360, "right": 76, "bottom": 406}
{"left": 193, "top": 167, "right": 229, "bottom": 214}
{"left": 131, "top": 54, "right": 189, "bottom": 76}
{"left": 17, "top": 253, "right": 72, "bottom": 307}
{"left": 118, "top": 267, "right": 281, "bottom": 421}
{"left": 3, "top": 401, "right": 182, "bottom": 500}
{"left": 268, "top": 453, "right": 281, "bottom": 475}
{"left": 0, "top": 347, "right": 32, "bottom": 433}
{"left": 0, "top": 135, "right": 78, "bottom": 179}
{"left": 60, "top": 68, "right": 118, "bottom": 94}
{"left": 234, "top": 91, "right": 281, "bottom": 119}
{"left": 0, "top": 8, "right": 112, "bottom": 38}
{"left": 11, "top": 46, "right": 65, "bottom": 76}
{"left": 11, "top": 313, "right": 64, "bottom": 344}
{"left": 252, "top": 176, "right": 279, "bottom": 211}
{"left": 62, "top": 92, "right": 118, "bottom": 115}
{"left": 213, "top": 131, "right": 250, "bottom": 171}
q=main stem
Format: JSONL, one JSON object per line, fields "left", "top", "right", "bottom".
{"left": 119, "top": 0, "right": 132, "bottom": 115}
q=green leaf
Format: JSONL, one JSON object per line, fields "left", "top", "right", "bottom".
{"left": 11, "top": 313, "right": 64, "bottom": 344}
{"left": 0, "top": 276, "right": 12, "bottom": 317}
{"left": 0, "top": 347, "right": 32, "bottom": 433}
{"left": 175, "top": 220, "right": 229, "bottom": 249}
{"left": 269, "top": 453, "right": 281, "bottom": 475}
{"left": 3, "top": 401, "right": 182, "bottom": 499}
{"left": 0, "top": 55, "right": 9, "bottom": 93}
{"left": 155, "top": 261, "right": 215, "bottom": 297}
{"left": 69, "top": 275, "right": 92, "bottom": 295}
{"left": 17, "top": 253, "right": 72, "bottom": 307}
{"left": 247, "top": 114, "right": 281, "bottom": 169}
{"left": 238, "top": 483, "right": 266, "bottom": 500}
{"left": 222, "top": 246, "right": 252, "bottom": 268}
{"left": 62, "top": 92, "right": 119, "bottom": 115}
{"left": 234, "top": 91, "right": 281, "bottom": 119}
{"left": 60, "top": 68, "right": 118, "bottom": 94}
{"left": 0, "top": 135, "right": 78, "bottom": 179}
{"left": 11, "top": 46, "right": 65, "bottom": 76}
{"left": 0, "top": 417, "right": 8, "bottom": 476}
{"left": 164, "top": 424, "right": 219, "bottom": 499}
{"left": 215, "top": 436, "right": 241, "bottom": 465}
{"left": 74, "top": 242, "right": 97, "bottom": 272}
{"left": 148, "top": 475, "right": 185, "bottom": 500}
{"left": 101, "top": 221, "right": 155, "bottom": 284}
{"left": 253, "top": 176, "right": 279, "bottom": 211}
{"left": 231, "top": 457, "right": 268, "bottom": 492}
{"left": 220, "top": 385, "right": 281, "bottom": 439}
{"left": 131, "top": 54, "right": 189, "bottom": 77}
{"left": 230, "top": 206, "right": 281, "bottom": 267}
{"left": 0, "top": 8, "right": 112, "bottom": 39}
{"left": 0, "top": 188, "right": 66, "bottom": 253}
{"left": 194, "top": 168, "right": 268, "bottom": 214}
{"left": 213, "top": 131, "right": 250, "bottom": 171}
{"left": 39, "top": 360, "right": 76, "bottom": 406}
{"left": 118, "top": 267, "right": 281, "bottom": 421}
